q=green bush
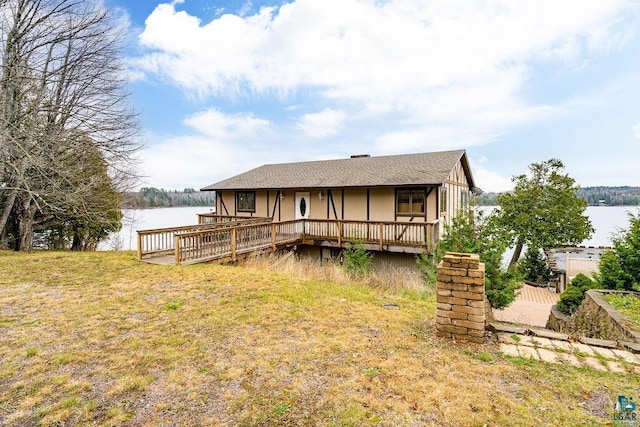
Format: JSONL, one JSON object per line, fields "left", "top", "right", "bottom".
{"left": 556, "top": 273, "right": 596, "bottom": 315}
{"left": 342, "top": 241, "right": 373, "bottom": 275}
{"left": 417, "top": 208, "right": 522, "bottom": 309}
{"left": 596, "top": 212, "right": 640, "bottom": 291}
{"left": 520, "top": 247, "right": 551, "bottom": 284}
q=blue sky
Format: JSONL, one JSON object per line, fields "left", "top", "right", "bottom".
{"left": 106, "top": 0, "right": 640, "bottom": 192}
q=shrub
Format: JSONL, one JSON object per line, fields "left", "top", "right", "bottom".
{"left": 417, "top": 208, "right": 522, "bottom": 309}
{"left": 596, "top": 212, "right": 640, "bottom": 291}
{"left": 342, "top": 241, "right": 373, "bottom": 275}
{"left": 556, "top": 273, "right": 596, "bottom": 315}
{"left": 520, "top": 246, "right": 551, "bottom": 284}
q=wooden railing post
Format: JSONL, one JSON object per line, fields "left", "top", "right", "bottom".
{"left": 174, "top": 234, "right": 181, "bottom": 266}
{"left": 137, "top": 232, "right": 143, "bottom": 260}
{"left": 337, "top": 221, "right": 343, "bottom": 248}
{"left": 271, "top": 223, "right": 276, "bottom": 250}
{"left": 231, "top": 228, "right": 237, "bottom": 261}
{"left": 379, "top": 223, "right": 383, "bottom": 250}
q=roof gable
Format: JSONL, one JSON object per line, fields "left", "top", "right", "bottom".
{"left": 201, "top": 149, "right": 475, "bottom": 191}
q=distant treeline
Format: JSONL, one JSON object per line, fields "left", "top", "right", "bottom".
{"left": 123, "top": 187, "right": 216, "bottom": 208}
{"left": 475, "top": 186, "right": 640, "bottom": 206}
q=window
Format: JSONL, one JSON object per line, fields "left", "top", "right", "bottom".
{"left": 461, "top": 190, "right": 468, "bottom": 211}
{"left": 396, "top": 190, "right": 425, "bottom": 216}
{"left": 236, "top": 191, "right": 256, "bottom": 212}
{"left": 440, "top": 187, "right": 447, "bottom": 214}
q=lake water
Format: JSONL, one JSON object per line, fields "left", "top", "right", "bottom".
{"left": 98, "top": 206, "right": 215, "bottom": 251}
{"left": 99, "top": 205, "right": 640, "bottom": 251}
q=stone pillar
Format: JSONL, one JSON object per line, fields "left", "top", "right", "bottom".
{"left": 436, "top": 252, "right": 486, "bottom": 344}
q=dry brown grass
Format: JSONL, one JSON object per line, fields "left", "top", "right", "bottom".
{"left": 0, "top": 250, "right": 636, "bottom": 426}
{"left": 242, "top": 251, "right": 426, "bottom": 292}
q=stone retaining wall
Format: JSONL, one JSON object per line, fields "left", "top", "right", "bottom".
{"left": 545, "top": 305, "right": 572, "bottom": 333}
{"left": 572, "top": 290, "right": 640, "bottom": 343}
{"left": 436, "top": 252, "right": 485, "bottom": 344}
{"left": 546, "top": 290, "right": 640, "bottom": 344}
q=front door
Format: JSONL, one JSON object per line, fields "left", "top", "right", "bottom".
{"left": 295, "top": 192, "right": 310, "bottom": 220}
{"left": 295, "top": 192, "right": 310, "bottom": 232}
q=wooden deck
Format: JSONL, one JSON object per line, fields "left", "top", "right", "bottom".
{"left": 138, "top": 215, "right": 440, "bottom": 265}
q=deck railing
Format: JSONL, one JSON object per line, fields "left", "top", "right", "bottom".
{"left": 303, "top": 219, "right": 439, "bottom": 250}
{"left": 139, "top": 216, "right": 440, "bottom": 265}
{"left": 137, "top": 217, "right": 271, "bottom": 259}
{"left": 197, "top": 214, "right": 271, "bottom": 225}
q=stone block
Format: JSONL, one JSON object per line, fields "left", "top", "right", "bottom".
{"left": 582, "top": 357, "right": 608, "bottom": 371}
{"left": 468, "top": 270, "right": 485, "bottom": 278}
{"left": 466, "top": 286, "right": 486, "bottom": 295}
{"left": 487, "top": 323, "right": 527, "bottom": 335}
{"left": 551, "top": 340, "right": 573, "bottom": 353}
{"left": 452, "top": 305, "right": 484, "bottom": 315}
{"left": 451, "top": 319, "right": 484, "bottom": 331}
{"left": 579, "top": 336, "right": 617, "bottom": 349}
{"left": 436, "top": 302, "right": 452, "bottom": 311}
{"left": 591, "top": 346, "right": 617, "bottom": 359}
{"left": 612, "top": 349, "right": 640, "bottom": 365}
{"left": 571, "top": 343, "right": 595, "bottom": 356}
{"left": 499, "top": 343, "right": 520, "bottom": 357}
{"left": 436, "top": 274, "right": 452, "bottom": 283}
{"left": 518, "top": 346, "right": 539, "bottom": 360}
{"left": 439, "top": 324, "right": 468, "bottom": 335}
{"left": 537, "top": 348, "right": 559, "bottom": 364}
{"left": 606, "top": 361, "right": 626, "bottom": 373}
{"left": 436, "top": 296, "right": 468, "bottom": 306}
{"left": 436, "top": 317, "right": 451, "bottom": 325}
{"left": 556, "top": 353, "right": 582, "bottom": 368}
{"left": 621, "top": 342, "right": 640, "bottom": 354}
{"left": 468, "top": 329, "right": 485, "bottom": 337}
{"left": 449, "top": 283, "right": 469, "bottom": 292}
{"left": 497, "top": 333, "right": 518, "bottom": 344}
{"left": 436, "top": 289, "right": 452, "bottom": 297}
{"left": 467, "top": 314, "right": 485, "bottom": 323}
{"left": 438, "top": 310, "right": 468, "bottom": 320}
{"left": 438, "top": 268, "right": 466, "bottom": 277}
{"left": 455, "top": 276, "right": 483, "bottom": 286}
{"left": 452, "top": 291, "right": 485, "bottom": 301}
{"left": 466, "top": 300, "right": 485, "bottom": 308}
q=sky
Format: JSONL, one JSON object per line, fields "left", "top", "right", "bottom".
{"left": 105, "top": 0, "right": 640, "bottom": 192}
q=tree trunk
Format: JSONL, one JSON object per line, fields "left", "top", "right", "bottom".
{"left": 17, "top": 198, "right": 35, "bottom": 252}
{"left": 0, "top": 188, "right": 18, "bottom": 245}
{"left": 71, "top": 225, "right": 84, "bottom": 251}
{"left": 509, "top": 241, "right": 524, "bottom": 267}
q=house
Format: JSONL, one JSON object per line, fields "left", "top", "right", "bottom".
{"left": 137, "top": 149, "right": 479, "bottom": 266}
{"left": 202, "top": 150, "right": 477, "bottom": 224}
{"left": 197, "top": 149, "right": 479, "bottom": 263}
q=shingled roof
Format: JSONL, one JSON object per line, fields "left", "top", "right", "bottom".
{"left": 201, "top": 149, "right": 474, "bottom": 191}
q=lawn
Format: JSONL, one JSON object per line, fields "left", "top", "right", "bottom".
{"left": 603, "top": 292, "right": 640, "bottom": 329}
{"left": 0, "top": 250, "right": 636, "bottom": 426}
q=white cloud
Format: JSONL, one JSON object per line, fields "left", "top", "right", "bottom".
{"left": 140, "top": 109, "right": 274, "bottom": 189}
{"left": 135, "top": 1, "right": 630, "bottom": 100}
{"left": 473, "top": 167, "right": 514, "bottom": 193}
{"left": 131, "top": 0, "right": 634, "bottom": 154}
{"left": 297, "top": 109, "right": 347, "bottom": 138}
{"left": 127, "top": 1, "right": 640, "bottom": 190}
{"left": 183, "top": 109, "right": 270, "bottom": 139}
